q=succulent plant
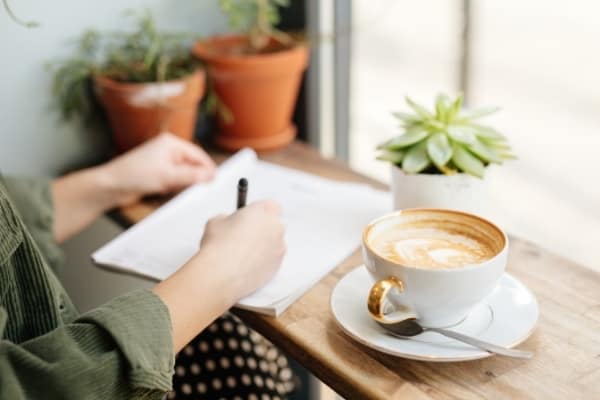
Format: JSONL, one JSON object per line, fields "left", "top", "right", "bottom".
{"left": 377, "top": 94, "right": 515, "bottom": 178}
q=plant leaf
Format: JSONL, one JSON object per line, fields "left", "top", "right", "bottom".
{"left": 402, "top": 142, "right": 430, "bottom": 173}
{"left": 392, "top": 111, "right": 419, "bottom": 123}
{"left": 446, "top": 125, "right": 477, "bottom": 145}
{"left": 426, "top": 132, "right": 453, "bottom": 168}
{"left": 435, "top": 94, "right": 452, "bottom": 122}
{"left": 376, "top": 149, "right": 405, "bottom": 164}
{"left": 458, "top": 106, "right": 500, "bottom": 121}
{"left": 468, "top": 124, "right": 507, "bottom": 141}
{"left": 465, "top": 138, "right": 502, "bottom": 164}
{"left": 377, "top": 129, "right": 429, "bottom": 150}
{"left": 405, "top": 97, "right": 433, "bottom": 119}
{"left": 451, "top": 143, "right": 485, "bottom": 178}
{"left": 448, "top": 93, "right": 463, "bottom": 121}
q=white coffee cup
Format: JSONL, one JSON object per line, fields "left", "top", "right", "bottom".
{"left": 363, "top": 208, "right": 508, "bottom": 328}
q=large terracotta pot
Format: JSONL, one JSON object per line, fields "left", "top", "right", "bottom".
{"left": 94, "top": 69, "right": 205, "bottom": 152}
{"left": 193, "top": 35, "right": 309, "bottom": 151}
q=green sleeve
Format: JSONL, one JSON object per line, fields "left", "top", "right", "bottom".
{"left": 1, "top": 176, "right": 63, "bottom": 273}
{"left": 0, "top": 289, "right": 175, "bottom": 399}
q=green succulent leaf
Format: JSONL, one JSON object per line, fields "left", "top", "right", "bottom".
{"left": 376, "top": 149, "right": 405, "bottom": 164}
{"left": 469, "top": 124, "right": 506, "bottom": 141}
{"left": 435, "top": 93, "right": 452, "bottom": 123}
{"left": 402, "top": 141, "right": 430, "bottom": 173}
{"left": 427, "top": 132, "right": 453, "bottom": 168}
{"left": 451, "top": 143, "right": 485, "bottom": 178}
{"left": 465, "top": 138, "right": 502, "bottom": 164}
{"left": 377, "top": 129, "right": 428, "bottom": 150}
{"left": 405, "top": 97, "right": 433, "bottom": 119}
{"left": 446, "top": 125, "right": 477, "bottom": 145}
{"left": 448, "top": 93, "right": 463, "bottom": 121}
{"left": 392, "top": 111, "right": 419, "bottom": 123}
{"left": 458, "top": 106, "right": 500, "bottom": 121}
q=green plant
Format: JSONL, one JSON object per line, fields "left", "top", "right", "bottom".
{"left": 50, "top": 11, "right": 198, "bottom": 121}
{"left": 218, "top": 0, "right": 292, "bottom": 52}
{"left": 376, "top": 94, "right": 515, "bottom": 178}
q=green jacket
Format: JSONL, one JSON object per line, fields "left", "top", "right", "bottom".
{"left": 0, "top": 176, "right": 175, "bottom": 399}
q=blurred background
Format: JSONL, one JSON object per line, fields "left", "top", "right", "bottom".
{"left": 0, "top": 0, "right": 598, "bottom": 398}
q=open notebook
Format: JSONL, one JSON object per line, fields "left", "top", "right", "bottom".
{"left": 92, "top": 149, "right": 390, "bottom": 316}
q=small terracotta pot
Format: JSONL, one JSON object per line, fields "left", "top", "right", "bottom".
{"left": 94, "top": 69, "right": 205, "bottom": 152}
{"left": 193, "top": 35, "right": 309, "bottom": 151}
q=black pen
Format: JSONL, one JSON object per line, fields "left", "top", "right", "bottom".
{"left": 237, "top": 178, "right": 248, "bottom": 209}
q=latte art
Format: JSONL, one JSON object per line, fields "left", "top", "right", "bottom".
{"left": 370, "top": 227, "right": 496, "bottom": 269}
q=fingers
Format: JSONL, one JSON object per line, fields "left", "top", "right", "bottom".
{"left": 166, "top": 164, "right": 212, "bottom": 190}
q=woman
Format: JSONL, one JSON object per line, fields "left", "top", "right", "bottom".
{"left": 0, "top": 133, "right": 294, "bottom": 399}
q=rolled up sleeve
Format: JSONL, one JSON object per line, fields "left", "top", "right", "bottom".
{"left": 0, "top": 289, "right": 175, "bottom": 399}
{"left": 1, "top": 176, "right": 63, "bottom": 272}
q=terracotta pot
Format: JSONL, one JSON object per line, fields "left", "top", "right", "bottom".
{"left": 94, "top": 69, "right": 205, "bottom": 152}
{"left": 193, "top": 35, "right": 309, "bottom": 151}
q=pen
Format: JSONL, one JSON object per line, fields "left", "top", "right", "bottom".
{"left": 237, "top": 178, "right": 248, "bottom": 209}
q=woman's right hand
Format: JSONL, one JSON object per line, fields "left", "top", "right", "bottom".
{"left": 197, "top": 200, "right": 286, "bottom": 301}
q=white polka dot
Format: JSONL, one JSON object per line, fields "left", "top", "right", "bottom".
{"left": 228, "top": 338, "right": 239, "bottom": 350}
{"left": 276, "top": 355, "right": 288, "bottom": 367}
{"left": 198, "top": 341, "right": 209, "bottom": 353}
{"left": 167, "top": 391, "right": 176, "bottom": 399}
{"left": 196, "top": 382, "right": 207, "bottom": 394}
{"left": 189, "top": 363, "right": 201, "bottom": 375}
{"left": 285, "top": 381, "right": 295, "bottom": 392}
{"left": 237, "top": 324, "right": 248, "bottom": 336}
{"left": 266, "top": 348, "right": 278, "bottom": 361}
{"left": 280, "top": 367, "right": 292, "bottom": 380}
{"left": 212, "top": 378, "right": 222, "bottom": 390}
{"left": 247, "top": 357, "right": 257, "bottom": 369}
{"left": 175, "top": 365, "right": 186, "bottom": 377}
{"left": 181, "top": 383, "right": 192, "bottom": 395}
{"left": 226, "top": 375, "right": 237, "bottom": 388}
{"left": 241, "top": 374, "right": 252, "bottom": 386}
{"left": 259, "top": 360, "right": 269, "bottom": 372}
{"left": 254, "top": 344, "right": 266, "bottom": 356}
{"left": 241, "top": 340, "right": 252, "bottom": 352}
{"left": 250, "top": 331, "right": 262, "bottom": 343}
{"left": 223, "top": 320, "right": 234, "bottom": 332}
{"left": 276, "top": 383, "right": 285, "bottom": 394}
{"left": 209, "top": 323, "right": 218, "bottom": 332}
{"left": 205, "top": 359, "right": 216, "bottom": 371}
{"left": 273, "top": 396, "right": 281, "bottom": 400}
{"left": 234, "top": 355, "right": 245, "bottom": 367}
{"left": 266, "top": 377, "right": 275, "bottom": 389}
{"left": 183, "top": 345, "right": 194, "bottom": 356}
{"left": 233, "top": 396, "right": 242, "bottom": 400}
{"left": 261, "top": 394, "right": 270, "bottom": 400}
{"left": 249, "top": 394, "right": 258, "bottom": 400}
{"left": 269, "top": 363, "right": 278, "bottom": 375}
{"left": 213, "top": 338, "right": 224, "bottom": 350}
{"left": 253, "top": 375, "right": 264, "bottom": 387}
{"left": 219, "top": 357, "right": 230, "bottom": 369}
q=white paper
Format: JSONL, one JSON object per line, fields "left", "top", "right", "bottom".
{"left": 93, "top": 149, "right": 391, "bottom": 315}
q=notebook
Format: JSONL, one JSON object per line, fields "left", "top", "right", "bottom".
{"left": 92, "top": 149, "right": 391, "bottom": 316}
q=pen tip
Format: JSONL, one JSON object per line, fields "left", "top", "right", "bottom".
{"left": 238, "top": 178, "right": 248, "bottom": 188}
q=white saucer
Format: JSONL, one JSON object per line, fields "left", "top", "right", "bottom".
{"left": 330, "top": 266, "right": 538, "bottom": 362}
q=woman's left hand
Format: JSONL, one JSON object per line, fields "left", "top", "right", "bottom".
{"left": 102, "top": 132, "right": 216, "bottom": 206}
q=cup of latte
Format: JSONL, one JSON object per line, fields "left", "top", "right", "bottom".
{"left": 363, "top": 208, "right": 508, "bottom": 328}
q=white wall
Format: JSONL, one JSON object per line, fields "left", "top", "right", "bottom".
{"left": 0, "top": 0, "right": 227, "bottom": 175}
{"left": 0, "top": 0, "right": 228, "bottom": 309}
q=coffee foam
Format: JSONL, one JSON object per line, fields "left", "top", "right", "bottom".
{"left": 366, "top": 211, "right": 504, "bottom": 269}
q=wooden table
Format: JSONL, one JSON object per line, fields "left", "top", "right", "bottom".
{"left": 116, "top": 142, "right": 600, "bottom": 400}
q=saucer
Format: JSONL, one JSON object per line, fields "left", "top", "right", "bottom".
{"left": 330, "top": 266, "right": 538, "bottom": 362}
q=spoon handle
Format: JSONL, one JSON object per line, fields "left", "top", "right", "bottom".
{"left": 426, "top": 327, "right": 533, "bottom": 359}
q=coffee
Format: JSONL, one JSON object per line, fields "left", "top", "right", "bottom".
{"left": 366, "top": 211, "right": 502, "bottom": 269}
{"left": 363, "top": 209, "right": 508, "bottom": 327}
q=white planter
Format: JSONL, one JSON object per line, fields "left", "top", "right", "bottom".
{"left": 390, "top": 165, "right": 489, "bottom": 216}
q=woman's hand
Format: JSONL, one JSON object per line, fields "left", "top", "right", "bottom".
{"left": 152, "top": 200, "right": 286, "bottom": 351}
{"left": 198, "top": 200, "right": 286, "bottom": 300}
{"left": 101, "top": 132, "right": 216, "bottom": 206}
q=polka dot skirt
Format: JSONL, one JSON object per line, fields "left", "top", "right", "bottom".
{"left": 168, "top": 314, "right": 297, "bottom": 399}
